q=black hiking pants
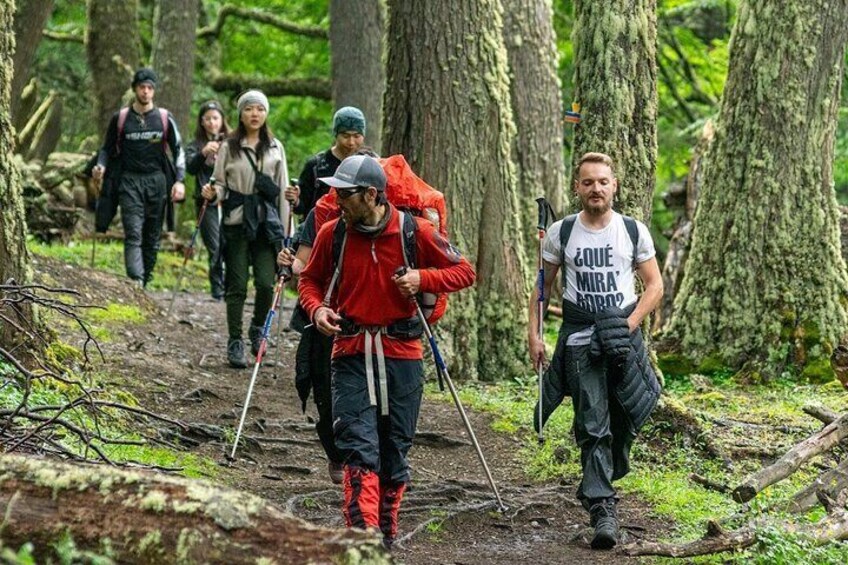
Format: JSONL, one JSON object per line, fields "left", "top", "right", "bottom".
{"left": 196, "top": 198, "right": 225, "bottom": 298}
{"left": 118, "top": 171, "right": 168, "bottom": 284}
{"left": 565, "top": 344, "right": 635, "bottom": 505}
{"left": 296, "top": 326, "right": 342, "bottom": 464}
{"left": 221, "top": 225, "right": 277, "bottom": 340}
{"left": 332, "top": 355, "right": 424, "bottom": 484}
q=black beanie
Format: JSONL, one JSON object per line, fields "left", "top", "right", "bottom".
{"left": 131, "top": 68, "right": 158, "bottom": 88}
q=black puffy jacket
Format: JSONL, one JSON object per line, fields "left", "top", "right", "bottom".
{"left": 534, "top": 301, "right": 661, "bottom": 435}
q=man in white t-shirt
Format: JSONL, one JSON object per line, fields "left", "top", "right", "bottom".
{"left": 528, "top": 152, "right": 663, "bottom": 550}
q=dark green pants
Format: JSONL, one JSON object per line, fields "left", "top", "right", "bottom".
{"left": 222, "top": 224, "right": 277, "bottom": 340}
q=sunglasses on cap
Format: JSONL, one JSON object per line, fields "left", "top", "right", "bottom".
{"left": 335, "top": 186, "right": 368, "bottom": 199}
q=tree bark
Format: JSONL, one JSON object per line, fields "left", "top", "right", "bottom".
{"left": 329, "top": 0, "right": 385, "bottom": 153}
{"left": 150, "top": 0, "right": 199, "bottom": 136}
{"left": 787, "top": 456, "right": 848, "bottom": 514}
{"left": 732, "top": 412, "right": 848, "bottom": 503}
{"left": 0, "top": 454, "right": 389, "bottom": 564}
{"left": 0, "top": 0, "right": 33, "bottom": 348}
{"left": 665, "top": 1, "right": 848, "bottom": 379}
{"left": 384, "top": 0, "right": 530, "bottom": 380}
{"left": 502, "top": 0, "right": 566, "bottom": 254}
{"left": 571, "top": 0, "right": 658, "bottom": 221}
{"left": 85, "top": 0, "right": 141, "bottom": 134}
{"left": 10, "top": 0, "right": 54, "bottom": 120}
{"left": 653, "top": 120, "right": 713, "bottom": 332}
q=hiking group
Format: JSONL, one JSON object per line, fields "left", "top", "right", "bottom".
{"left": 92, "top": 68, "right": 663, "bottom": 551}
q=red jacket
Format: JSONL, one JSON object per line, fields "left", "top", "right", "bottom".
{"left": 299, "top": 205, "right": 475, "bottom": 359}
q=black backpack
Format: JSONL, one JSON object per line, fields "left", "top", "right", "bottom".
{"left": 558, "top": 213, "right": 639, "bottom": 269}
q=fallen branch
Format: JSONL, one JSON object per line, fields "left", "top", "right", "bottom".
{"left": 623, "top": 511, "right": 848, "bottom": 557}
{"left": 732, "top": 413, "right": 848, "bottom": 503}
{"left": 690, "top": 473, "right": 731, "bottom": 494}
{"left": 787, "top": 457, "right": 848, "bottom": 514}
{"left": 802, "top": 404, "right": 840, "bottom": 426}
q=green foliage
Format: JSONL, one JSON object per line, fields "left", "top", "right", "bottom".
{"left": 749, "top": 526, "right": 848, "bottom": 565}
{"left": 442, "top": 362, "right": 848, "bottom": 561}
{"left": 29, "top": 238, "right": 210, "bottom": 293}
{"left": 0, "top": 365, "right": 218, "bottom": 479}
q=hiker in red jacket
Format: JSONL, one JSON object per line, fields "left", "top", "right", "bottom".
{"left": 298, "top": 154, "right": 475, "bottom": 548}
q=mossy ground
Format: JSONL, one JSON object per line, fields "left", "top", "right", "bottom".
{"left": 444, "top": 358, "right": 848, "bottom": 563}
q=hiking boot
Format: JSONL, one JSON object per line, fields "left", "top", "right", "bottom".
{"left": 227, "top": 338, "right": 248, "bottom": 369}
{"left": 248, "top": 324, "right": 263, "bottom": 356}
{"left": 589, "top": 498, "right": 619, "bottom": 550}
{"left": 328, "top": 461, "right": 344, "bottom": 485}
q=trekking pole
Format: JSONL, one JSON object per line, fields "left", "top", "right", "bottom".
{"left": 534, "top": 197, "right": 552, "bottom": 444}
{"left": 395, "top": 266, "right": 506, "bottom": 512}
{"left": 274, "top": 182, "right": 298, "bottom": 369}
{"left": 166, "top": 176, "right": 215, "bottom": 317}
{"left": 229, "top": 264, "right": 292, "bottom": 461}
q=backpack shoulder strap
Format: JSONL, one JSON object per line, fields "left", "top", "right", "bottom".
{"left": 324, "top": 219, "right": 348, "bottom": 306}
{"left": 559, "top": 213, "right": 578, "bottom": 265}
{"left": 116, "top": 107, "right": 130, "bottom": 154}
{"left": 159, "top": 108, "right": 169, "bottom": 153}
{"left": 398, "top": 211, "right": 418, "bottom": 269}
{"left": 622, "top": 215, "right": 639, "bottom": 267}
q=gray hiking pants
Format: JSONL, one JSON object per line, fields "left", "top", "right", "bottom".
{"left": 119, "top": 171, "right": 168, "bottom": 283}
{"left": 565, "top": 344, "right": 635, "bottom": 505}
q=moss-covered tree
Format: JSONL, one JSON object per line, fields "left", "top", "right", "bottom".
{"left": 384, "top": 0, "right": 529, "bottom": 381}
{"left": 85, "top": 0, "right": 140, "bottom": 134}
{"left": 329, "top": 0, "right": 385, "bottom": 153}
{"left": 503, "top": 0, "right": 566, "bottom": 252}
{"left": 571, "top": 0, "right": 658, "bottom": 220}
{"left": 150, "top": 0, "right": 199, "bottom": 135}
{"left": 0, "top": 0, "right": 32, "bottom": 346}
{"left": 10, "top": 0, "right": 54, "bottom": 120}
{"left": 666, "top": 1, "right": 848, "bottom": 381}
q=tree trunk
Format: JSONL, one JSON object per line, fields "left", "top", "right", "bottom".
{"left": 384, "top": 0, "right": 529, "bottom": 381}
{"left": 85, "top": 0, "right": 140, "bottom": 134}
{"left": 571, "top": 0, "right": 658, "bottom": 221}
{"left": 150, "top": 0, "right": 199, "bottom": 135}
{"left": 653, "top": 120, "right": 713, "bottom": 332}
{"left": 10, "top": 0, "right": 54, "bottom": 120}
{"left": 0, "top": 0, "right": 33, "bottom": 347}
{"left": 329, "top": 0, "right": 385, "bottom": 154}
{"left": 0, "top": 454, "right": 389, "bottom": 564}
{"left": 665, "top": 1, "right": 848, "bottom": 380}
{"left": 502, "top": 0, "right": 566, "bottom": 254}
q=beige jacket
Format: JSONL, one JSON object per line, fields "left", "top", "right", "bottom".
{"left": 212, "top": 138, "right": 291, "bottom": 231}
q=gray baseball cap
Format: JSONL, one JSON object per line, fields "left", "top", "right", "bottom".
{"left": 319, "top": 155, "right": 386, "bottom": 191}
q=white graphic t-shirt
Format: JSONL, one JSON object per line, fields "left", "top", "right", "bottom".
{"left": 542, "top": 212, "right": 655, "bottom": 345}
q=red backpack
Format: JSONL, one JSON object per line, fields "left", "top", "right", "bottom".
{"left": 314, "top": 154, "right": 449, "bottom": 324}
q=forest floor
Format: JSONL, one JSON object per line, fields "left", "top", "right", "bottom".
{"left": 32, "top": 252, "right": 669, "bottom": 564}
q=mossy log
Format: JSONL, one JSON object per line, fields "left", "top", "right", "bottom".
{"left": 787, "top": 457, "right": 848, "bottom": 514}
{"left": 0, "top": 454, "right": 389, "bottom": 564}
{"left": 732, "top": 412, "right": 848, "bottom": 503}
{"left": 623, "top": 511, "right": 848, "bottom": 557}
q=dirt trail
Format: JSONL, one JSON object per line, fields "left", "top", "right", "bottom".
{"left": 38, "top": 255, "right": 666, "bottom": 564}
